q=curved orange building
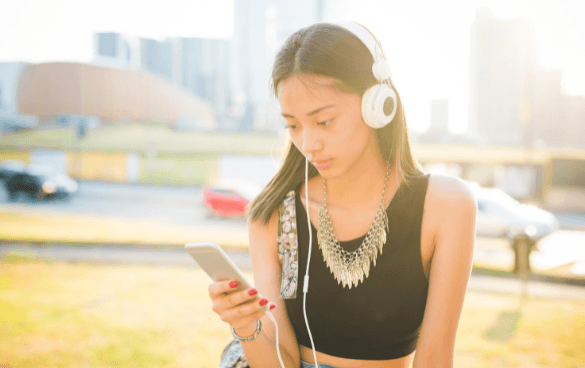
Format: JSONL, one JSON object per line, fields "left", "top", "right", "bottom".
{"left": 16, "top": 62, "right": 215, "bottom": 127}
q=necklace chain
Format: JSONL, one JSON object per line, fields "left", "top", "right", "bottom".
{"left": 317, "top": 163, "right": 391, "bottom": 289}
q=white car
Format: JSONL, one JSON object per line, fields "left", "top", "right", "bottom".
{"left": 470, "top": 183, "right": 559, "bottom": 240}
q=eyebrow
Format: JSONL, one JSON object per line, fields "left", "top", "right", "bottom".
{"left": 281, "top": 104, "right": 336, "bottom": 119}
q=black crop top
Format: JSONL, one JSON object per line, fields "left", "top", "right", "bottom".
{"left": 284, "top": 173, "right": 431, "bottom": 360}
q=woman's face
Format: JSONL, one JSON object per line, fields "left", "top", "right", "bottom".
{"left": 278, "top": 74, "right": 378, "bottom": 179}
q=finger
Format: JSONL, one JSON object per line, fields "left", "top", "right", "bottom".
{"left": 208, "top": 280, "right": 241, "bottom": 297}
{"left": 224, "top": 287, "right": 261, "bottom": 307}
{"left": 220, "top": 297, "right": 272, "bottom": 325}
{"left": 212, "top": 286, "right": 260, "bottom": 314}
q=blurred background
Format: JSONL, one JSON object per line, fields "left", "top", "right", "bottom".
{"left": 1, "top": 0, "right": 584, "bottom": 367}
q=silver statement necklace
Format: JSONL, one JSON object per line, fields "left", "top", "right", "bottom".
{"left": 317, "top": 163, "right": 391, "bottom": 289}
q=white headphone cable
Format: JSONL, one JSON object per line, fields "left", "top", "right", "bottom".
{"left": 264, "top": 310, "right": 285, "bottom": 368}
{"left": 303, "top": 158, "right": 319, "bottom": 367}
{"left": 258, "top": 160, "right": 317, "bottom": 368}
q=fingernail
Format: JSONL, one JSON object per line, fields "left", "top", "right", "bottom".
{"left": 259, "top": 298, "right": 268, "bottom": 307}
{"left": 229, "top": 281, "right": 239, "bottom": 289}
{"left": 269, "top": 303, "right": 276, "bottom": 310}
{"left": 248, "top": 288, "right": 258, "bottom": 296}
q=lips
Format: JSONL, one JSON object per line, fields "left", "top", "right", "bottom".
{"left": 312, "top": 160, "right": 330, "bottom": 169}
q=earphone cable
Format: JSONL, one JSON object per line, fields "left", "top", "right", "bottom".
{"left": 303, "top": 158, "right": 319, "bottom": 367}
{"left": 265, "top": 311, "right": 285, "bottom": 368}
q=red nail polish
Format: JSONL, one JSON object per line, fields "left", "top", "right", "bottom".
{"left": 269, "top": 303, "right": 276, "bottom": 310}
{"left": 248, "top": 288, "right": 258, "bottom": 296}
{"left": 229, "top": 281, "right": 239, "bottom": 289}
{"left": 259, "top": 298, "right": 268, "bottom": 307}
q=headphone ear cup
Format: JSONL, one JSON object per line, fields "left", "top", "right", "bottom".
{"left": 361, "top": 84, "right": 398, "bottom": 129}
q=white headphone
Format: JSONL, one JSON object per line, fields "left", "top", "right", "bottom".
{"left": 294, "top": 22, "right": 400, "bottom": 368}
{"left": 329, "top": 21, "right": 398, "bottom": 129}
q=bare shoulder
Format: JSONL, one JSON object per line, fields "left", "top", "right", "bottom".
{"left": 247, "top": 207, "right": 279, "bottom": 253}
{"left": 425, "top": 173, "right": 478, "bottom": 251}
{"left": 426, "top": 173, "right": 477, "bottom": 213}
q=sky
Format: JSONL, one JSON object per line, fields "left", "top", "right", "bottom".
{"left": 0, "top": 0, "right": 583, "bottom": 134}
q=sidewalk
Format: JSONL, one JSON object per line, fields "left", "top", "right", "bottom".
{"left": 471, "top": 232, "right": 585, "bottom": 285}
{"left": 1, "top": 205, "right": 584, "bottom": 284}
{"left": 2, "top": 243, "right": 585, "bottom": 301}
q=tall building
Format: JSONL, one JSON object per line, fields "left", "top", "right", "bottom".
{"left": 467, "top": 8, "right": 537, "bottom": 145}
{"left": 175, "top": 38, "right": 232, "bottom": 125}
{"left": 0, "top": 62, "right": 37, "bottom": 133}
{"left": 231, "top": 0, "right": 325, "bottom": 131}
{"left": 93, "top": 33, "right": 136, "bottom": 69}
{"left": 429, "top": 99, "right": 449, "bottom": 135}
{"left": 561, "top": 95, "right": 585, "bottom": 149}
{"left": 530, "top": 69, "right": 585, "bottom": 150}
{"left": 140, "top": 37, "right": 174, "bottom": 80}
{"left": 530, "top": 69, "right": 564, "bottom": 147}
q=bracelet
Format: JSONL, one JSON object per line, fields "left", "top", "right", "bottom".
{"left": 231, "top": 320, "right": 262, "bottom": 342}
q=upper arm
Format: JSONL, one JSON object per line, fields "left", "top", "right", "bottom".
{"left": 248, "top": 210, "right": 301, "bottom": 365}
{"left": 414, "top": 175, "right": 477, "bottom": 367}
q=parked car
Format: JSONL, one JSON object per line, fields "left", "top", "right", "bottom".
{"left": 5, "top": 165, "right": 78, "bottom": 201}
{"left": 0, "top": 160, "right": 27, "bottom": 182}
{"left": 470, "top": 183, "right": 559, "bottom": 240}
{"left": 203, "top": 180, "right": 262, "bottom": 217}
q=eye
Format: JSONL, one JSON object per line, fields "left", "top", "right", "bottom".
{"left": 318, "top": 119, "right": 332, "bottom": 127}
{"left": 285, "top": 124, "right": 299, "bottom": 130}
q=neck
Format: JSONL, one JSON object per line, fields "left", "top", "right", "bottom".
{"left": 324, "top": 150, "right": 392, "bottom": 210}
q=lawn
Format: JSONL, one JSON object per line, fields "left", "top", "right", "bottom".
{"left": 1, "top": 256, "right": 584, "bottom": 368}
{"left": 0, "top": 124, "right": 285, "bottom": 156}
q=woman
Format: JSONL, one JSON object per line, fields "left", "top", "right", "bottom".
{"left": 208, "top": 21, "right": 476, "bottom": 368}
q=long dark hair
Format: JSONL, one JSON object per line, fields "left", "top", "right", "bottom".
{"left": 248, "top": 23, "right": 424, "bottom": 224}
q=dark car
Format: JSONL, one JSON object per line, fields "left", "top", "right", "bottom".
{"left": 0, "top": 160, "right": 27, "bottom": 182}
{"left": 5, "top": 165, "right": 78, "bottom": 201}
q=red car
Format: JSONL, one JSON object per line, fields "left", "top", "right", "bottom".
{"left": 203, "top": 180, "right": 262, "bottom": 217}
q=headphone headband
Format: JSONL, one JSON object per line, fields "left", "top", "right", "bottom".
{"left": 325, "top": 21, "right": 397, "bottom": 128}
{"left": 328, "top": 21, "right": 391, "bottom": 82}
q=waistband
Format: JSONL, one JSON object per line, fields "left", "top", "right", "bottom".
{"left": 301, "top": 361, "right": 343, "bottom": 368}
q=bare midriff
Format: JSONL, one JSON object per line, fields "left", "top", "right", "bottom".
{"left": 300, "top": 345, "right": 415, "bottom": 368}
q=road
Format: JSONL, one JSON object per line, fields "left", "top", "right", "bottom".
{"left": 2, "top": 180, "right": 584, "bottom": 230}
{"left": 1, "top": 180, "right": 584, "bottom": 279}
{"left": 0, "top": 180, "right": 248, "bottom": 231}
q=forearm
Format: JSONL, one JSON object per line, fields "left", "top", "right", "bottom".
{"left": 412, "top": 355, "right": 452, "bottom": 368}
{"left": 236, "top": 319, "right": 299, "bottom": 368}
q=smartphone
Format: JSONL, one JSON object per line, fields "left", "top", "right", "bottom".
{"left": 185, "top": 241, "right": 254, "bottom": 289}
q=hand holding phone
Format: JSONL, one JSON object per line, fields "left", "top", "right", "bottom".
{"left": 186, "top": 242, "right": 284, "bottom": 367}
{"left": 185, "top": 242, "right": 270, "bottom": 312}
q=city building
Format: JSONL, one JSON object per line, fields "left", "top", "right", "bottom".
{"left": 90, "top": 2, "right": 328, "bottom": 132}
{"left": 93, "top": 33, "right": 138, "bottom": 70}
{"left": 468, "top": 8, "right": 585, "bottom": 150}
{"left": 175, "top": 37, "right": 232, "bottom": 128}
{"left": 530, "top": 69, "right": 585, "bottom": 150}
{"left": 93, "top": 33, "right": 232, "bottom": 129}
{"left": 0, "top": 62, "right": 37, "bottom": 134}
{"left": 467, "top": 8, "right": 537, "bottom": 145}
{"left": 231, "top": 0, "right": 326, "bottom": 132}
{"left": 14, "top": 62, "right": 215, "bottom": 128}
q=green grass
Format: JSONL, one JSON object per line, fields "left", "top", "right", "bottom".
{"left": 139, "top": 154, "right": 217, "bottom": 186}
{"left": 0, "top": 259, "right": 584, "bottom": 368}
{"left": 0, "top": 124, "right": 285, "bottom": 156}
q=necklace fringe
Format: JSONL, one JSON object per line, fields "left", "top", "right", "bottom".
{"left": 317, "top": 164, "right": 391, "bottom": 289}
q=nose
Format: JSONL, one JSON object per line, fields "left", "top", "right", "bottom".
{"left": 301, "top": 127, "right": 323, "bottom": 154}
